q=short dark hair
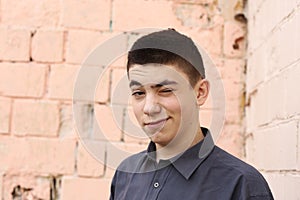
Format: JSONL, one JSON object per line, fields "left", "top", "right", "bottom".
{"left": 127, "top": 29, "right": 205, "bottom": 87}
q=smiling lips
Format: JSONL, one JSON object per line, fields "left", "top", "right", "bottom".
{"left": 144, "top": 117, "right": 169, "bottom": 131}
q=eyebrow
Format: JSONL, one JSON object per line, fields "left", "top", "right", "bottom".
{"left": 129, "top": 80, "right": 142, "bottom": 88}
{"left": 129, "top": 80, "right": 178, "bottom": 88}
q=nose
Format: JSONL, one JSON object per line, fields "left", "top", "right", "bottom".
{"left": 143, "top": 94, "right": 161, "bottom": 116}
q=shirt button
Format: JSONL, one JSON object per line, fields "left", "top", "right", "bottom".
{"left": 153, "top": 182, "right": 160, "bottom": 188}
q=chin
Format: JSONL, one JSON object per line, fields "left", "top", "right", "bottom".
{"left": 150, "top": 134, "right": 170, "bottom": 146}
{"left": 150, "top": 139, "right": 166, "bottom": 147}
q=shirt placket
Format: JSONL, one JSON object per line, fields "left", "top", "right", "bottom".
{"left": 145, "top": 160, "right": 172, "bottom": 200}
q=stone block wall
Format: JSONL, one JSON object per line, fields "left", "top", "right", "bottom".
{"left": 246, "top": 0, "right": 300, "bottom": 199}
{"left": 0, "top": 0, "right": 247, "bottom": 199}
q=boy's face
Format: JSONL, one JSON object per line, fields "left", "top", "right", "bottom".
{"left": 128, "top": 64, "right": 203, "bottom": 149}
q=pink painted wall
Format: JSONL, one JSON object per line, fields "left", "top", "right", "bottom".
{"left": 0, "top": 0, "right": 247, "bottom": 199}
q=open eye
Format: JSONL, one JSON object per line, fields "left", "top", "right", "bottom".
{"left": 131, "top": 91, "right": 145, "bottom": 98}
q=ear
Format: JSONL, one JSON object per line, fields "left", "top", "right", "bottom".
{"left": 194, "top": 79, "right": 210, "bottom": 106}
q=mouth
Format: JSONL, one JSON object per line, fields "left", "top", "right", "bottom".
{"left": 144, "top": 117, "right": 170, "bottom": 131}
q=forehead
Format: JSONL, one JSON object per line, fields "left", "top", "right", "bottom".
{"left": 128, "top": 64, "right": 190, "bottom": 86}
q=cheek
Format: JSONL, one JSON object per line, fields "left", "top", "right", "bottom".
{"left": 162, "top": 97, "right": 181, "bottom": 115}
{"left": 164, "top": 92, "right": 196, "bottom": 121}
{"left": 132, "top": 101, "right": 143, "bottom": 121}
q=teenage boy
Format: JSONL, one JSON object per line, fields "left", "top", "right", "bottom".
{"left": 109, "top": 29, "right": 273, "bottom": 200}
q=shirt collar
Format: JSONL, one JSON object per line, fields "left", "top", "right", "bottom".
{"left": 146, "top": 127, "right": 215, "bottom": 180}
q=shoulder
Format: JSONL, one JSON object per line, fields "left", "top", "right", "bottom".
{"left": 116, "top": 149, "right": 148, "bottom": 173}
{"left": 211, "top": 146, "right": 263, "bottom": 178}
{"left": 209, "top": 146, "right": 273, "bottom": 199}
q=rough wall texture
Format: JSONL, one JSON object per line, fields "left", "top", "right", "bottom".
{"left": 0, "top": 0, "right": 247, "bottom": 199}
{"left": 246, "top": 0, "right": 300, "bottom": 199}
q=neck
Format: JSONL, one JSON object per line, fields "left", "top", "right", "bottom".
{"left": 155, "top": 127, "right": 204, "bottom": 162}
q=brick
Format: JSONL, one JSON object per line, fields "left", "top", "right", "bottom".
{"left": 0, "top": 98, "right": 11, "bottom": 133}
{"left": 206, "top": 108, "right": 227, "bottom": 142}
{"left": 285, "top": 60, "right": 300, "bottom": 118}
{"left": 223, "top": 79, "right": 244, "bottom": 100}
{"left": 247, "top": 16, "right": 259, "bottom": 53}
{"left": 263, "top": 26, "right": 282, "bottom": 75}
{"left": 249, "top": 31, "right": 276, "bottom": 77}
{"left": 59, "top": 104, "right": 78, "bottom": 140}
{"left": 220, "top": 59, "right": 245, "bottom": 83}
{"left": 2, "top": 174, "right": 50, "bottom": 200}
{"left": 188, "top": 25, "right": 223, "bottom": 55}
{"left": 73, "top": 103, "right": 93, "bottom": 139}
{"left": 12, "top": 100, "right": 59, "bottom": 137}
{"left": 251, "top": 0, "right": 297, "bottom": 51}
{"left": 211, "top": 14, "right": 226, "bottom": 28}
{"left": 0, "top": 63, "right": 47, "bottom": 98}
{"left": 82, "top": 34, "right": 128, "bottom": 67}
{"left": 218, "top": 0, "right": 245, "bottom": 21}
{"left": 0, "top": 136, "right": 76, "bottom": 174}
{"left": 1, "top": 0, "right": 60, "bottom": 27}
{"left": 95, "top": 67, "right": 110, "bottom": 103}
{"left": 247, "top": 84, "right": 268, "bottom": 128}
{"left": 110, "top": 68, "right": 130, "bottom": 105}
{"left": 92, "top": 104, "right": 123, "bottom": 141}
{"left": 127, "top": 30, "right": 159, "bottom": 51}
{"left": 276, "top": 10, "right": 300, "bottom": 72}
{"left": 48, "top": 64, "right": 80, "bottom": 100}
{"left": 112, "top": 0, "right": 182, "bottom": 30}
{"left": 199, "top": 108, "right": 212, "bottom": 129}
{"left": 174, "top": 4, "right": 209, "bottom": 29}
{"left": 61, "top": 177, "right": 110, "bottom": 200}
{"left": 248, "top": 3, "right": 269, "bottom": 51}
{"left": 245, "top": 133, "right": 258, "bottom": 167}
{"left": 72, "top": 66, "right": 109, "bottom": 102}
{"left": 222, "top": 78, "right": 245, "bottom": 123}
{"left": 249, "top": 0, "right": 300, "bottom": 54}
{"left": 32, "top": 30, "right": 64, "bottom": 62}
{"left": 255, "top": 14, "right": 300, "bottom": 76}
{"left": 248, "top": 72, "right": 288, "bottom": 130}
{"left": 66, "top": 30, "right": 126, "bottom": 64}
{"left": 77, "top": 140, "right": 105, "bottom": 177}
{"left": 228, "top": 102, "right": 243, "bottom": 123}
{"left": 263, "top": 173, "right": 300, "bottom": 200}
{"left": 0, "top": 28, "right": 30, "bottom": 61}
{"left": 208, "top": 57, "right": 224, "bottom": 73}
{"left": 265, "top": 75, "right": 286, "bottom": 121}
{"left": 200, "top": 55, "right": 225, "bottom": 109}
{"left": 224, "top": 98, "right": 243, "bottom": 124}
{"left": 246, "top": 43, "right": 267, "bottom": 93}
{"left": 109, "top": 54, "right": 128, "bottom": 68}
{"left": 105, "top": 163, "right": 117, "bottom": 179}
{"left": 62, "top": 0, "right": 111, "bottom": 30}
{"left": 219, "top": 58, "right": 245, "bottom": 125}
{"left": 120, "top": 142, "right": 147, "bottom": 154}
{"left": 245, "top": 106, "right": 252, "bottom": 133}
{"left": 223, "top": 21, "right": 246, "bottom": 57}
{"left": 247, "top": 0, "right": 265, "bottom": 17}
{"left": 246, "top": 120, "right": 298, "bottom": 170}
{"left": 216, "top": 124, "right": 244, "bottom": 158}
